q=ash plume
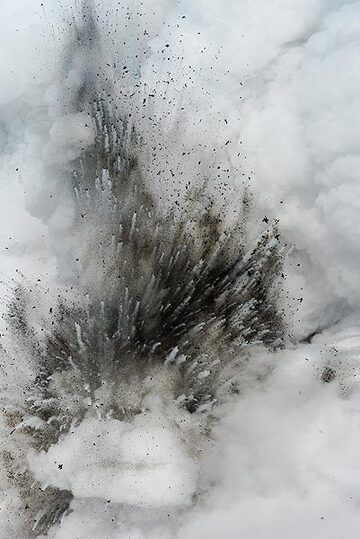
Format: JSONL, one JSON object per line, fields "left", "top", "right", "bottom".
{"left": 0, "top": 3, "right": 284, "bottom": 536}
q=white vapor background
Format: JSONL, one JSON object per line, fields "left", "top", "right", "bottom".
{"left": 1, "top": 1, "right": 360, "bottom": 538}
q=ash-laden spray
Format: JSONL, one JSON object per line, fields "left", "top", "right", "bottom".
{"left": 1, "top": 4, "right": 285, "bottom": 536}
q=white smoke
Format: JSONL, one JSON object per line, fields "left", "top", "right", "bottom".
{"left": 1, "top": 1, "right": 360, "bottom": 538}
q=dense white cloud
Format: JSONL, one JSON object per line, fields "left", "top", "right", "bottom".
{"left": 238, "top": 1, "right": 360, "bottom": 324}
{"left": 29, "top": 413, "right": 197, "bottom": 508}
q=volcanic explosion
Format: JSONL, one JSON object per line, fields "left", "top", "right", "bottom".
{"left": 2, "top": 1, "right": 360, "bottom": 538}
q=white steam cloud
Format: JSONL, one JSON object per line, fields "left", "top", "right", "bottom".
{"left": 1, "top": 1, "right": 360, "bottom": 538}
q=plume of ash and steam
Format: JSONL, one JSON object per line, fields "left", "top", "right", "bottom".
{"left": 1, "top": 1, "right": 360, "bottom": 538}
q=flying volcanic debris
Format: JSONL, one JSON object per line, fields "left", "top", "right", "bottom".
{"left": 0, "top": 2, "right": 285, "bottom": 536}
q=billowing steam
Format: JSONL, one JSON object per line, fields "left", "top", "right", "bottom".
{"left": 1, "top": 1, "right": 360, "bottom": 538}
